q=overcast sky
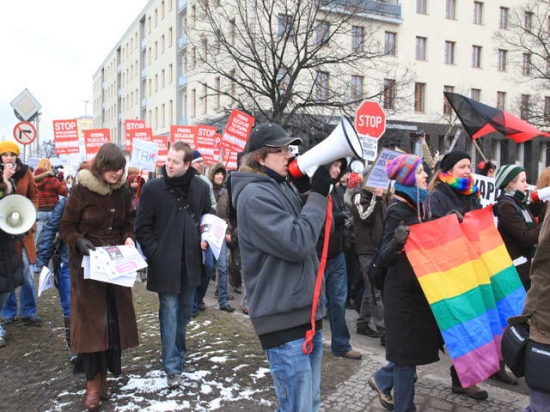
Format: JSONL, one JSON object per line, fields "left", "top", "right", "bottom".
{"left": 0, "top": 0, "right": 148, "bottom": 144}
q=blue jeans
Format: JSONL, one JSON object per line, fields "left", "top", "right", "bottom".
{"left": 158, "top": 285, "right": 196, "bottom": 375}
{"left": 2, "top": 250, "right": 37, "bottom": 319}
{"left": 265, "top": 330, "right": 323, "bottom": 412}
{"left": 56, "top": 262, "right": 71, "bottom": 318}
{"left": 35, "top": 211, "right": 53, "bottom": 245}
{"left": 324, "top": 253, "right": 352, "bottom": 355}
{"left": 193, "top": 248, "right": 215, "bottom": 313}
{"left": 0, "top": 293, "right": 8, "bottom": 338}
{"left": 216, "top": 240, "right": 230, "bottom": 307}
{"left": 374, "top": 362, "right": 417, "bottom": 412}
{"left": 525, "top": 388, "right": 550, "bottom": 412}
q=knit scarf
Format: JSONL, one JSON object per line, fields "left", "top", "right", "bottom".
{"left": 395, "top": 182, "right": 429, "bottom": 223}
{"left": 163, "top": 165, "right": 196, "bottom": 198}
{"left": 437, "top": 171, "right": 480, "bottom": 197}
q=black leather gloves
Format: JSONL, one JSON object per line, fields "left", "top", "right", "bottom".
{"left": 393, "top": 221, "right": 410, "bottom": 249}
{"left": 289, "top": 174, "right": 312, "bottom": 194}
{"left": 446, "top": 209, "right": 464, "bottom": 223}
{"left": 76, "top": 237, "right": 96, "bottom": 256}
{"left": 310, "top": 167, "right": 332, "bottom": 197}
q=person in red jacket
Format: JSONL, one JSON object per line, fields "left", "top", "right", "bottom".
{"left": 34, "top": 158, "right": 68, "bottom": 241}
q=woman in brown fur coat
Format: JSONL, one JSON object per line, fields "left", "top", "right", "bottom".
{"left": 60, "top": 143, "right": 138, "bottom": 411}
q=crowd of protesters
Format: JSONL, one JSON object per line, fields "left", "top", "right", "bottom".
{"left": 1, "top": 127, "right": 548, "bottom": 412}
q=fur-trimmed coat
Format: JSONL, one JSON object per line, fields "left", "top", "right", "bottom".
{"left": 59, "top": 169, "right": 138, "bottom": 353}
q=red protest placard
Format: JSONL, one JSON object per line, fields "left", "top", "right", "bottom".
{"left": 153, "top": 136, "right": 168, "bottom": 167}
{"left": 171, "top": 125, "right": 197, "bottom": 146}
{"left": 125, "top": 120, "right": 146, "bottom": 151}
{"left": 52, "top": 119, "right": 79, "bottom": 155}
{"left": 196, "top": 125, "right": 218, "bottom": 165}
{"left": 128, "top": 128, "right": 153, "bottom": 146}
{"left": 213, "top": 133, "right": 223, "bottom": 163}
{"left": 83, "top": 129, "right": 111, "bottom": 160}
{"left": 221, "top": 110, "right": 254, "bottom": 165}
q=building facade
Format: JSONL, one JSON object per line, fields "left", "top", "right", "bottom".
{"left": 93, "top": 0, "right": 550, "bottom": 179}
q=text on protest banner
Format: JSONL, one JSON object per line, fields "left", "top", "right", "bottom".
{"left": 364, "top": 148, "right": 402, "bottom": 190}
{"left": 221, "top": 110, "right": 255, "bottom": 161}
{"left": 83, "top": 129, "right": 111, "bottom": 160}
{"left": 124, "top": 120, "right": 146, "bottom": 151}
{"left": 171, "top": 125, "right": 197, "bottom": 146}
{"left": 127, "top": 127, "right": 152, "bottom": 152}
{"left": 213, "top": 133, "right": 222, "bottom": 163}
{"left": 196, "top": 125, "right": 218, "bottom": 165}
{"left": 153, "top": 136, "right": 168, "bottom": 167}
{"left": 131, "top": 139, "right": 159, "bottom": 172}
{"left": 53, "top": 119, "right": 80, "bottom": 155}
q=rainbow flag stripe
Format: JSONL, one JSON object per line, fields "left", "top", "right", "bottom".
{"left": 405, "top": 206, "right": 526, "bottom": 387}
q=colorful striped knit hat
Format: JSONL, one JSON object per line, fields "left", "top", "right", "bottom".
{"left": 385, "top": 154, "right": 422, "bottom": 187}
{"left": 495, "top": 164, "right": 525, "bottom": 190}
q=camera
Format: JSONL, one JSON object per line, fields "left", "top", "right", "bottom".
{"left": 52, "top": 165, "right": 64, "bottom": 175}
{"left": 410, "top": 130, "right": 425, "bottom": 138}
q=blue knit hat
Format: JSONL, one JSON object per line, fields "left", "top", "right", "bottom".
{"left": 192, "top": 150, "right": 203, "bottom": 163}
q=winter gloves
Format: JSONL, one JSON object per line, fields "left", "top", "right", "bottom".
{"left": 76, "top": 237, "right": 96, "bottom": 256}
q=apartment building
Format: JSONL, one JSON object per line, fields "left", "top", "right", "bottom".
{"left": 93, "top": 0, "right": 549, "bottom": 179}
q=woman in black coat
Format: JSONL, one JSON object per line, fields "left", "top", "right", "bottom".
{"left": 493, "top": 165, "right": 540, "bottom": 291}
{"left": 369, "top": 154, "right": 442, "bottom": 412}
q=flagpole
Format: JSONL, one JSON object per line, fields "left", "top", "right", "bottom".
{"left": 471, "top": 139, "right": 488, "bottom": 162}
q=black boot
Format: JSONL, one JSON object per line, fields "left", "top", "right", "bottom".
{"left": 63, "top": 317, "right": 77, "bottom": 363}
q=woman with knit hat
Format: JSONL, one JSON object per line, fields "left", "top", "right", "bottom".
{"left": 493, "top": 165, "right": 540, "bottom": 291}
{"left": 369, "top": 154, "right": 443, "bottom": 411}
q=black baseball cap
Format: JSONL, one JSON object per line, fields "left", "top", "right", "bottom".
{"left": 244, "top": 123, "right": 302, "bottom": 153}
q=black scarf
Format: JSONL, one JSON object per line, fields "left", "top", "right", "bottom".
{"left": 162, "top": 165, "right": 196, "bottom": 198}
{"left": 9, "top": 159, "right": 27, "bottom": 182}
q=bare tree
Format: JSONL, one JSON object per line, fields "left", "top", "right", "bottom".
{"left": 189, "top": 0, "right": 413, "bottom": 138}
{"left": 495, "top": 0, "right": 550, "bottom": 128}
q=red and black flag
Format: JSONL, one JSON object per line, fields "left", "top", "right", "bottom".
{"left": 444, "top": 91, "right": 550, "bottom": 143}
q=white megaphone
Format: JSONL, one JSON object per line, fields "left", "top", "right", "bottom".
{"left": 531, "top": 186, "right": 550, "bottom": 203}
{"left": 288, "top": 116, "right": 364, "bottom": 178}
{"left": 0, "top": 194, "right": 37, "bottom": 235}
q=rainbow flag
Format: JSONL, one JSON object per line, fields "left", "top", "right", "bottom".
{"left": 405, "top": 206, "right": 526, "bottom": 387}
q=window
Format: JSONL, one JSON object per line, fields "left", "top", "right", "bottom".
{"left": 523, "top": 53, "right": 532, "bottom": 75}
{"left": 473, "top": 2, "right": 483, "bottom": 25}
{"left": 315, "top": 21, "right": 330, "bottom": 45}
{"left": 416, "top": 0, "right": 427, "bottom": 14}
{"left": 445, "top": 41, "right": 455, "bottom": 64}
{"left": 520, "top": 94, "right": 531, "bottom": 119}
{"left": 155, "top": 74, "right": 159, "bottom": 92}
{"left": 191, "top": 89, "right": 196, "bottom": 118}
{"left": 544, "top": 97, "right": 550, "bottom": 122}
{"left": 525, "top": 11, "right": 534, "bottom": 32}
{"left": 277, "top": 67, "right": 291, "bottom": 94}
{"left": 169, "top": 99, "right": 173, "bottom": 124}
{"left": 148, "top": 79, "right": 152, "bottom": 96}
{"left": 414, "top": 83, "right": 426, "bottom": 112}
{"left": 154, "top": 9, "right": 158, "bottom": 27}
{"left": 161, "top": 1, "right": 165, "bottom": 19}
{"left": 229, "top": 20, "right": 236, "bottom": 45}
{"left": 316, "top": 71, "right": 329, "bottom": 101}
{"left": 215, "top": 77, "right": 221, "bottom": 110}
{"left": 154, "top": 41, "right": 158, "bottom": 60}
{"left": 169, "top": 64, "right": 173, "bottom": 83}
{"left": 202, "top": 84, "right": 208, "bottom": 115}
{"left": 500, "top": 7, "right": 509, "bottom": 29}
{"left": 192, "top": 47, "right": 197, "bottom": 69}
{"left": 471, "top": 88, "right": 481, "bottom": 101}
{"left": 352, "top": 26, "right": 364, "bottom": 52}
{"left": 202, "top": 38, "right": 208, "bottom": 62}
{"left": 384, "top": 31, "right": 396, "bottom": 55}
{"left": 161, "top": 104, "right": 165, "bottom": 128}
{"left": 350, "top": 75, "right": 364, "bottom": 101}
{"left": 161, "top": 69, "right": 165, "bottom": 88}
{"left": 472, "top": 45, "right": 482, "bottom": 68}
{"left": 191, "top": 5, "right": 196, "bottom": 27}
{"left": 278, "top": 14, "right": 293, "bottom": 38}
{"left": 416, "top": 37, "right": 427, "bottom": 60}
{"left": 161, "top": 35, "right": 165, "bottom": 54}
{"left": 383, "top": 79, "right": 396, "bottom": 110}
{"left": 169, "top": 28, "right": 173, "bottom": 47}
{"left": 446, "top": 0, "right": 456, "bottom": 19}
{"left": 498, "top": 49, "right": 508, "bottom": 71}
{"left": 230, "top": 69, "right": 236, "bottom": 101}
{"left": 497, "top": 91, "right": 506, "bottom": 110}
{"left": 443, "top": 85, "right": 454, "bottom": 114}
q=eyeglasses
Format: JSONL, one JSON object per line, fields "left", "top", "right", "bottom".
{"left": 268, "top": 146, "right": 291, "bottom": 155}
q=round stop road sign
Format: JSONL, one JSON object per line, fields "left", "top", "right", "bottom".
{"left": 354, "top": 101, "right": 386, "bottom": 138}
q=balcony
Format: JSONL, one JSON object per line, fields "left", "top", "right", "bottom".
{"left": 322, "top": 0, "right": 402, "bottom": 23}
{"left": 178, "top": 34, "right": 189, "bottom": 49}
{"left": 178, "top": 0, "right": 187, "bottom": 13}
{"left": 141, "top": 38, "right": 147, "bottom": 50}
{"left": 141, "top": 99, "right": 147, "bottom": 109}
{"left": 141, "top": 68, "right": 147, "bottom": 80}
{"left": 117, "top": 64, "right": 122, "bottom": 74}
{"left": 118, "top": 88, "right": 122, "bottom": 97}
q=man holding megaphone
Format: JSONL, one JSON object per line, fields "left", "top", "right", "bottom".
{"left": 231, "top": 123, "right": 333, "bottom": 412}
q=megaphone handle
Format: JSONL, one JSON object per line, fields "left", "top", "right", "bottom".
{"left": 302, "top": 195, "right": 333, "bottom": 354}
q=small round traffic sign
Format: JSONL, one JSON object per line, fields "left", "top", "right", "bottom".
{"left": 355, "top": 101, "right": 386, "bottom": 138}
{"left": 13, "top": 121, "right": 37, "bottom": 145}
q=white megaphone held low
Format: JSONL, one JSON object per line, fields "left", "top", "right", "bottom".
{"left": 288, "top": 116, "right": 364, "bottom": 178}
{"left": 0, "top": 194, "right": 37, "bottom": 235}
{"left": 531, "top": 186, "right": 550, "bottom": 203}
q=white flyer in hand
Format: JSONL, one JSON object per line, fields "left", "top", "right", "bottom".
{"left": 38, "top": 266, "right": 54, "bottom": 297}
{"left": 200, "top": 214, "right": 228, "bottom": 260}
{"left": 81, "top": 245, "right": 147, "bottom": 287}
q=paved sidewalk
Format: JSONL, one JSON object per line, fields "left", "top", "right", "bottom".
{"left": 320, "top": 309, "right": 530, "bottom": 412}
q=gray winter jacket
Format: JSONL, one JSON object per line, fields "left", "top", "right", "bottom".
{"left": 231, "top": 167, "right": 328, "bottom": 336}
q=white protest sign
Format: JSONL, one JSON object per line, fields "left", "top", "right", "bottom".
{"left": 364, "top": 148, "right": 402, "bottom": 190}
{"left": 131, "top": 139, "right": 159, "bottom": 172}
{"left": 473, "top": 173, "right": 536, "bottom": 207}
